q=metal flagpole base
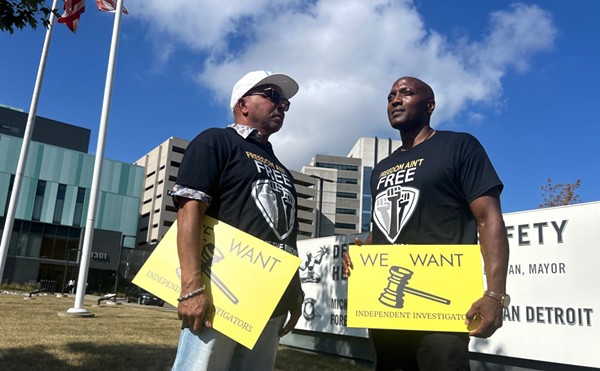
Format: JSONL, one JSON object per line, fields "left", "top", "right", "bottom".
{"left": 58, "top": 308, "right": 96, "bottom": 318}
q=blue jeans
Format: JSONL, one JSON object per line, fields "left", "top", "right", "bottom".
{"left": 172, "top": 315, "right": 286, "bottom": 371}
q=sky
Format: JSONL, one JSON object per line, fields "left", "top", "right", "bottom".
{"left": 0, "top": 0, "right": 598, "bottom": 214}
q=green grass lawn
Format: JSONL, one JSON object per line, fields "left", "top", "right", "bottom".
{"left": 0, "top": 293, "right": 369, "bottom": 370}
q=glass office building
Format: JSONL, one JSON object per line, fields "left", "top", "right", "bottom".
{"left": 0, "top": 133, "right": 144, "bottom": 292}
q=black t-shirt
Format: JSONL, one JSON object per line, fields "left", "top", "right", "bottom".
{"left": 176, "top": 127, "right": 300, "bottom": 316}
{"left": 370, "top": 130, "right": 503, "bottom": 245}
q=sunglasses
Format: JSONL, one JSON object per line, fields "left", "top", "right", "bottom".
{"left": 245, "top": 88, "right": 290, "bottom": 111}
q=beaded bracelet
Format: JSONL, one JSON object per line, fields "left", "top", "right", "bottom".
{"left": 177, "top": 284, "right": 206, "bottom": 302}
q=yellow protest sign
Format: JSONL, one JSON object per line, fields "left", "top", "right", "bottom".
{"left": 132, "top": 216, "right": 301, "bottom": 349}
{"left": 347, "top": 245, "right": 483, "bottom": 332}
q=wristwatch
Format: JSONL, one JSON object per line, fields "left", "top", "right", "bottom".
{"left": 484, "top": 290, "right": 511, "bottom": 308}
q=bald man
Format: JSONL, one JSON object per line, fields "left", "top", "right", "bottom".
{"left": 344, "top": 77, "right": 509, "bottom": 371}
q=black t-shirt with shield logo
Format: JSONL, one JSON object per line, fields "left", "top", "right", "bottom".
{"left": 175, "top": 126, "right": 300, "bottom": 317}
{"left": 370, "top": 130, "right": 503, "bottom": 245}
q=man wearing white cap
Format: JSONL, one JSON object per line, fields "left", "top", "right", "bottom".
{"left": 171, "top": 71, "right": 303, "bottom": 370}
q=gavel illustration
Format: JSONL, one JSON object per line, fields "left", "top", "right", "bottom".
{"left": 379, "top": 266, "right": 451, "bottom": 309}
{"left": 201, "top": 243, "right": 239, "bottom": 304}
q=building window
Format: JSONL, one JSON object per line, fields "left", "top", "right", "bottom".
{"left": 52, "top": 226, "right": 69, "bottom": 260}
{"left": 335, "top": 222, "right": 356, "bottom": 230}
{"left": 4, "top": 174, "right": 15, "bottom": 215}
{"left": 168, "top": 175, "right": 177, "bottom": 182}
{"left": 336, "top": 191, "right": 357, "bottom": 199}
{"left": 170, "top": 161, "right": 180, "bottom": 168}
{"left": 337, "top": 177, "right": 358, "bottom": 184}
{"left": 25, "top": 222, "right": 44, "bottom": 258}
{"left": 336, "top": 208, "right": 356, "bottom": 215}
{"left": 39, "top": 224, "right": 56, "bottom": 259}
{"left": 53, "top": 184, "right": 67, "bottom": 224}
{"left": 315, "top": 162, "right": 358, "bottom": 172}
{"left": 32, "top": 180, "right": 47, "bottom": 221}
{"left": 172, "top": 146, "right": 186, "bottom": 154}
{"left": 297, "top": 204, "right": 313, "bottom": 212}
{"left": 72, "top": 187, "right": 86, "bottom": 227}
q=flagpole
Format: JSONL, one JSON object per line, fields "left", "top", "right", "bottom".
{"left": 0, "top": 0, "right": 60, "bottom": 282}
{"left": 67, "top": 0, "right": 125, "bottom": 315}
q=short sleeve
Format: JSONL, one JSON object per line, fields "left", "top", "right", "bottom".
{"left": 174, "top": 129, "right": 229, "bottom": 203}
{"left": 459, "top": 134, "right": 503, "bottom": 203}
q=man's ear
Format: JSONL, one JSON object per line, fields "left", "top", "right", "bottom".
{"left": 427, "top": 100, "right": 435, "bottom": 114}
{"left": 237, "top": 97, "right": 250, "bottom": 115}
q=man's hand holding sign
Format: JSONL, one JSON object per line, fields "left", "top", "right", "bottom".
{"left": 176, "top": 198, "right": 213, "bottom": 334}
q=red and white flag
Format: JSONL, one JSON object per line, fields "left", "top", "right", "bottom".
{"left": 96, "top": 0, "right": 129, "bottom": 14}
{"left": 58, "top": 0, "right": 86, "bottom": 33}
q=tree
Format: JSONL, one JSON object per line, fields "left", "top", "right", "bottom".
{"left": 0, "top": 0, "right": 58, "bottom": 34}
{"left": 539, "top": 178, "right": 582, "bottom": 208}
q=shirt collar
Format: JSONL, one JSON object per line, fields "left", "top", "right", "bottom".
{"left": 228, "top": 123, "right": 262, "bottom": 141}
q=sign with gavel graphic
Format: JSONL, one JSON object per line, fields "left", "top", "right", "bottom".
{"left": 133, "top": 216, "right": 301, "bottom": 349}
{"left": 347, "top": 244, "right": 484, "bottom": 332}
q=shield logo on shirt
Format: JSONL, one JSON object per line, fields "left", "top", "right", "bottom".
{"left": 373, "top": 185, "right": 419, "bottom": 243}
{"left": 252, "top": 179, "right": 296, "bottom": 240}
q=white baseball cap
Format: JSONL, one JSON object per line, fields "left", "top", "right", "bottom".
{"left": 230, "top": 70, "right": 299, "bottom": 111}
